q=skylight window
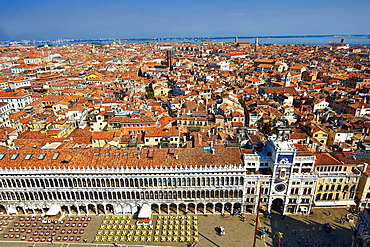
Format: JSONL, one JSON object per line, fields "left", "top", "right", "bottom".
{"left": 93, "top": 153, "right": 100, "bottom": 156}
{"left": 0, "top": 154, "right": 5, "bottom": 160}
{"left": 38, "top": 153, "right": 46, "bottom": 160}
{"left": 105, "top": 153, "right": 110, "bottom": 156}
{"left": 10, "top": 154, "right": 19, "bottom": 160}
{"left": 52, "top": 153, "right": 59, "bottom": 160}
{"left": 123, "top": 153, "right": 128, "bottom": 156}
{"left": 115, "top": 153, "right": 120, "bottom": 156}
{"left": 24, "top": 154, "right": 32, "bottom": 160}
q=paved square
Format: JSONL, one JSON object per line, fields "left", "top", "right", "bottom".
{"left": 0, "top": 208, "right": 355, "bottom": 246}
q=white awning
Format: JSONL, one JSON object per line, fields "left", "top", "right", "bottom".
{"left": 123, "top": 204, "right": 132, "bottom": 214}
{"left": 45, "top": 205, "right": 61, "bottom": 216}
{"left": 138, "top": 204, "right": 151, "bottom": 219}
{"left": 114, "top": 204, "right": 123, "bottom": 214}
{"left": 7, "top": 205, "right": 17, "bottom": 214}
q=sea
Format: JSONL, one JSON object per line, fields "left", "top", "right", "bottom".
{"left": 2, "top": 35, "right": 370, "bottom": 47}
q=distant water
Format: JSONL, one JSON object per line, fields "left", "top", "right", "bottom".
{"left": 2, "top": 35, "right": 370, "bottom": 47}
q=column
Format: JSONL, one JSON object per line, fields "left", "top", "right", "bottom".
{"left": 221, "top": 203, "right": 225, "bottom": 214}
{"left": 213, "top": 204, "right": 215, "bottom": 214}
{"left": 282, "top": 198, "right": 288, "bottom": 215}
{"left": 231, "top": 204, "right": 234, "bottom": 214}
{"left": 203, "top": 204, "right": 206, "bottom": 214}
{"left": 253, "top": 201, "right": 258, "bottom": 214}
{"left": 185, "top": 204, "right": 188, "bottom": 213}
{"left": 85, "top": 204, "right": 89, "bottom": 216}
{"left": 167, "top": 204, "right": 170, "bottom": 215}
{"left": 158, "top": 205, "right": 161, "bottom": 215}
{"left": 176, "top": 204, "right": 179, "bottom": 215}
{"left": 195, "top": 205, "right": 197, "bottom": 214}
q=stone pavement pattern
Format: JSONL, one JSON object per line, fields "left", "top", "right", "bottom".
{"left": 0, "top": 208, "right": 355, "bottom": 247}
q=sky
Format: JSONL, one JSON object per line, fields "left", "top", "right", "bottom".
{"left": 0, "top": 0, "right": 369, "bottom": 40}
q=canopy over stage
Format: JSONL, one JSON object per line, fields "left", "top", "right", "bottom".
{"left": 45, "top": 204, "right": 63, "bottom": 220}
{"left": 137, "top": 204, "right": 152, "bottom": 225}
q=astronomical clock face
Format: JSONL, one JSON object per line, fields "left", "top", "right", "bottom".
{"left": 274, "top": 183, "right": 286, "bottom": 193}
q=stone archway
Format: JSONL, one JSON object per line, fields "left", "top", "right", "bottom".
{"left": 160, "top": 204, "right": 169, "bottom": 215}
{"left": 151, "top": 204, "right": 159, "bottom": 214}
{"left": 79, "top": 205, "right": 88, "bottom": 215}
{"left": 179, "top": 203, "right": 186, "bottom": 214}
{"left": 169, "top": 203, "right": 177, "bottom": 214}
{"left": 97, "top": 204, "right": 105, "bottom": 214}
{"left": 206, "top": 203, "right": 214, "bottom": 214}
{"left": 61, "top": 206, "right": 69, "bottom": 215}
{"left": 197, "top": 203, "right": 205, "bottom": 214}
{"left": 215, "top": 203, "right": 223, "bottom": 214}
{"left": 106, "top": 204, "right": 114, "bottom": 214}
{"left": 88, "top": 204, "right": 96, "bottom": 214}
{"left": 70, "top": 205, "right": 78, "bottom": 215}
{"left": 224, "top": 203, "right": 232, "bottom": 214}
{"left": 0, "top": 205, "right": 6, "bottom": 214}
{"left": 271, "top": 198, "right": 284, "bottom": 214}
{"left": 188, "top": 203, "right": 196, "bottom": 214}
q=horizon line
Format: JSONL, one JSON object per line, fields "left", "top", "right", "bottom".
{"left": 1, "top": 33, "right": 369, "bottom": 43}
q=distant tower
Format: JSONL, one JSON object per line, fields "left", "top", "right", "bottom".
{"left": 284, "top": 72, "right": 291, "bottom": 87}
{"left": 235, "top": 36, "right": 239, "bottom": 43}
{"left": 166, "top": 50, "right": 174, "bottom": 71}
{"left": 254, "top": 37, "right": 259, "bottom": 52}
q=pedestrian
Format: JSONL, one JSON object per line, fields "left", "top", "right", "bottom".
{"left": 328, "top": 211, "right": 331, "bottom": 216}
{"left": 292, "top": 229, "right": 295, "bottom": 235}
{"left": 282, "top": 215, "right": 286, "bottom": 220}
{"left": 294, "top": 229, "right": 298, "bottom": 235}
{"left": 83, "top": 238, "right": 87, "bottom": 243}
{"left": 286, "top": 223, "right": 289, "bottom": 229}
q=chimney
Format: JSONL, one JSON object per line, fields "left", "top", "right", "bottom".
{"left": 341, "top": 38, "right": 345, "bottom": 43}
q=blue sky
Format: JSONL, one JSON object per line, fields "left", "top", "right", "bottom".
{"left": 1, "top": 0, "right": 369, "bottom": 40}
